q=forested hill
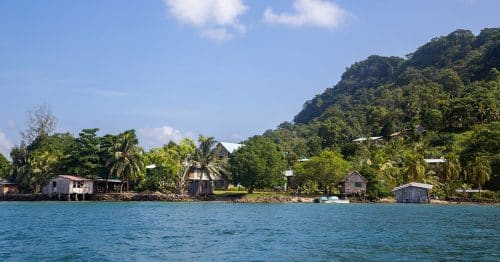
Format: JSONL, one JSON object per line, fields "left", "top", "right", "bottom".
{"left": 294, "top": 28, "right": 499, "bottom": 127}
{"left": 263, "top": 28, "right": 499, "bottom": 192}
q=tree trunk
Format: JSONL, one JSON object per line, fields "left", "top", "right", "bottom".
{"left": 248, "top": 185, "right": 254, "bottom": 194}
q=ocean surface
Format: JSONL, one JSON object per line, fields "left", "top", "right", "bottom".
{"left": 0, "top": 202, "right": 498, "bottom": 261}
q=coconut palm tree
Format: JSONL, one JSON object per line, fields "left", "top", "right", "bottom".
{"left": 190, "top": 136, "right": 227, "bottom": 195}
{"left": 467, "top": 156, "right": 491, "bottom": 197}
{"left": 106, "top": 130, "right": 143, "bottom": 192}
{"left": 403, "top": 153, "right": 425, "bottom": 183}
{"left": 441, "top": 154, "right": 461, "bottom": 197}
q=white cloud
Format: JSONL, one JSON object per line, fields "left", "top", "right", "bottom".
{"left": 164, "top": 0, "right": 248, "bottom": 41}
{"left": 263, "top": 0, "right": 349, "bottom": 29}
{"left": 0, "top": 131, "right": 13, "bottom": 158}
{"left": 139, "top": 125, "right": 193, "bottom": 149}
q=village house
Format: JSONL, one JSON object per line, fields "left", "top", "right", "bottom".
{"left": 215, "top": 142, "right": 242, "bottom": 159}
{"left": 339, "top": 171, "right": 367, "bottom": 196}
{"left": 352, "top": 136, "right": 383, "bottom": 143}
{"left": 187, "top": 142, "right": 243, "bottom": 196}
{"left": 42, "top": 175, "right": 94, "bottom": 201}
{"left": 0, "top": 179, "right": 19, "bottom": 195}
{"left": 187, "top": 167, "right": 215, "bottom": 196}
{"left": 392, "top": 182, "right": 433, "bottom": 204}
{"left": 95, "top": 177, "right": 123, "bottom": 193}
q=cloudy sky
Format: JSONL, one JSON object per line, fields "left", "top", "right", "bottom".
{"left": 0, "top": 0, "right": 499, "bottom": 157}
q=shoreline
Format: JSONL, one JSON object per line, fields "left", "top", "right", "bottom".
{"left": 0, "top": 193, "right": 498, "bottom": 205}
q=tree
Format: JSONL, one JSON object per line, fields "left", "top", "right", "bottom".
{"left": 142, "top": 139, "right": 196, "bottom": 194}
{"left": 403, "top": 153, "right": 426, "bottom": 183}
{"left": 466, "top": 156, "right": 491, "bottom": 197}
{"left": 0, "top": 153, "right": 10, "bottom": 179}
{"left": 172, "top": 139, "right": 196, "bottom": 195}
{"left": 106, "top": 130, "right": 143, "bottom": 192}
{"left": 294, "top": 150, "right": 351, "bottom": 195}
{"left": 230, "top": 136, "right": 287, "bottom": 193}
{"left": 441, "top": 154, "right": 461, "bottom": 197}
{"left": 190, "top": 136, "right": 227, "bottom": 195}
{"left": 67, "top": 128, "right": 102, "bottom": 179}
{"left": 20, "top": 104, "right": 57, "bottom": 145}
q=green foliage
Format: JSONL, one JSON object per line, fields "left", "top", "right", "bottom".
{"left": 230, "top": 136, "right": 287, "bottom": 193}
{"left": 294, "top": 150, "right": 351, "bottom": 195}
{"left": 263, "top": 28, "right": 500, "bottom": 194}
{"left": 0, "top": 153, "right": 11, "bottom": 179}
{"left": 106, "top": 130, "right": 144, "bottom": 191}
{"left": 142, "top": 138, "right": 196, "bottom": 194}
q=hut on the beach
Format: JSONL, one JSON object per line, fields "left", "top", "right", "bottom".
{"left": 42, "top": 175, "right": 94, "bottom": 201}
{"left": 392, "top": 182, "right": 433, "bottom": 204}
{"left": 339, "top": 171, "right": 367, "bottom": 196}
{"left": 0, "top": 179, "right": 19, "bottom": 195}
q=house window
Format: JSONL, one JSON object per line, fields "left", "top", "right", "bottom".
{"left": 354, "top": 182, "right": 362, "bottom": 188}
{"left": 73, "top": 181, "right": 84, "bottom": 188}
{"left": 52, "top": 181, "right": 57, "bottom": 188}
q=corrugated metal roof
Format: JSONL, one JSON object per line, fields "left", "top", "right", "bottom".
{"left": 58, "top": 175, "right": 92, "bottom": 181}
{"left": 424, "top": 159, "right": 446, "bottom": 163}
{"left": 95, "top": 178, "right": 123, "bottom": 183}
{"left": 352, "top": 136, "right": 383, "bottom": 142}
{"left": 392, "top": 182, "right": 433, "bottom": 192}
{"left": 0, "top": 179, "right": 17, "bottom": 185}
{"left": 219, "top": 142, "right": 242, "bottom": 154}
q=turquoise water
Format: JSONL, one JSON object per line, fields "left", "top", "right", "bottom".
{"left": 0, "top": 202, "right": 498, "bottom": 261}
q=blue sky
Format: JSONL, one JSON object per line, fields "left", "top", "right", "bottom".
{"left": 0, "top": 0, "right": 499, "bottom": 156}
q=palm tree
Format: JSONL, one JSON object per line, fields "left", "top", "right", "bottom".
{"left": 467, "top": 156, "right": 491, "bottom": 197}
{"left": 441, "top": 154, "right": 461, "bottom": 197}
{"left": 191, "top": 136, "right": 226, "bottom": 195}
{"left": 106, "top": 130, "right": 143, "bottom": 192}
{"left": 403, "top": 153, "right": 425, "bottom": 183}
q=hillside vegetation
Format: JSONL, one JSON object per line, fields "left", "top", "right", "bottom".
{"left": 264, "top": 28, "right": 499, "bottom": 195}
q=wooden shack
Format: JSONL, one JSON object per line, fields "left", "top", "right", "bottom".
{"left": 187, "top": 167, "right": 214, "bottom": 196}
{"left": 339, "top": 171, "right": 367, "bottom": 196}
{"left": 0, "top": 179, "right": 19, "bottom": 195}
{"left": 392, "top": 182, "right": 433, "bottom": 204}
{"left": 42, "top": 175, "right": 94, "bottom": 201}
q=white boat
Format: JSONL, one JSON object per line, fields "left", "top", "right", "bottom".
{"left": 316, "top": 196, "right": 350, "bottom": 204}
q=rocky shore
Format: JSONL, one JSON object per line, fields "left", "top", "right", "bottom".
{"left": 1, "top": 193, "right": 497, "bottom": 205}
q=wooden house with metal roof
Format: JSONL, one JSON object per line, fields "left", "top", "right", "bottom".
{"left": 0, "top": 179, "right": 19, "bottom": 195}
{"left": 392, "top": 182, "right": 433, "bottom": 204}
{"left": 42, "top": 175, "right": 94, "bottom": 201}
{"left": 339, "top": 171, "right": 367, "bottom": 196}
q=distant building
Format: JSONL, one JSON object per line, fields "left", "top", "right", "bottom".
{"left": 187, "top": 167, "right": 216, "bottom": 196}
{"left": 42, "top": 175, "right": 94, "bottom": 201}
{"left": 0, "top": 179, "right": 19, "bottom": 195}
{"left": 95, "top": 177, "right": 123, "bottom": 193}
{"left": 392, "top": 182, "right": 433, "bottom": 204}
{"left": 215, "top": 142, "right": 242, "bottom": 159}
{"left": 352, "top": 136, "right": 383, "bottom": 143}
{"left": 339, "top": 171, "right": 367, "bottom": 196}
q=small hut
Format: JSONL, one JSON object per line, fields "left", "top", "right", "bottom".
{"left": 0, "top": 179, "right": 19, "bottom": 195}
{"left": 95, "top": 177, "right": 123, "bottom": 193}
{"left": 392, "top": 182, "right": 433, "bottom": 204}
{"left": 42, "top": 175, "right": 94, "bottom": 201}
{"left": 187, "top": 168, "right": 214, "bottom": 196}
{"left": 339, "top": 171, "right": 367, "bottom": 196}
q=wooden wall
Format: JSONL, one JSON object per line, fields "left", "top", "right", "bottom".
{"left": 394, "top": 187, "right": 430, "bottom": 203}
